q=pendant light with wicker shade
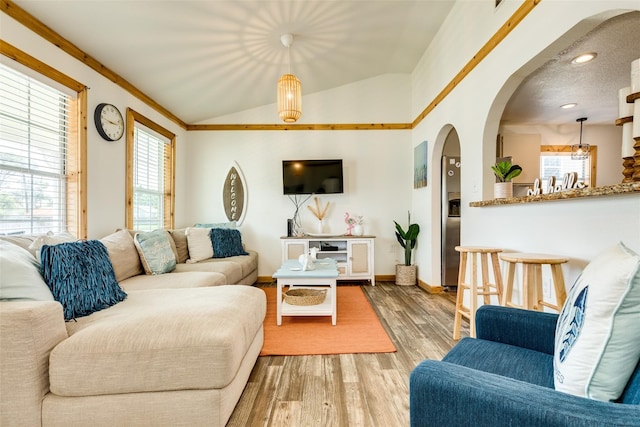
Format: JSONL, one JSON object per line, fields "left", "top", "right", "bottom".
{"left": 277, "top": 34, "right": 301, "bottom": 123}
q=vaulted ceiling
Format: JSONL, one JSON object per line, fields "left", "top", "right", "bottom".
{"left": 7, "top": 2, "right": 640, "bottom": 126}
{"left": 10, "top": 0, "right": 456, "bottom": 123}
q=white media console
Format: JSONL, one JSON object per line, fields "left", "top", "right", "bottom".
{"left": 280, "top": 235, "right": 375, "bottom": 285}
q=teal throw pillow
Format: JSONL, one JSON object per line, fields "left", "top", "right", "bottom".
{"left": 40, "top": 240, "right": 127, "bottom": 321}
{"left": 133, "top": 230, "right": 177, "bottom": 275}
{"left": 210, "top": 228, "right": 248, "bottom": 258}
{"left": 195, "top": 221, "right": 236, "bottom": 229}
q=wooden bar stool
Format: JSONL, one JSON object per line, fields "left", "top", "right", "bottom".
{"left": 453, "top": 246, "right": 503, "bottom": 340}
{"left": 499, "top": 253, "right": 568, "bottom": 312}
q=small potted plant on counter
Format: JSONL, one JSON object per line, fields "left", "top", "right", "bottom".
{"left": 491, "top": 160, "right": 522, "bottom": 199}
{"left": 394, "top": 211, "right": 420, "bottom": 286}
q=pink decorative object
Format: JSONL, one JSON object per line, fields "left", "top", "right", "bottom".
{"left": 344, "top": 212, "right": 355, "bottom": 235}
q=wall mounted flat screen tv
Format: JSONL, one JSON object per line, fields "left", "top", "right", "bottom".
{"left": 282, "top": 159, "right": 344, "bottom": 195}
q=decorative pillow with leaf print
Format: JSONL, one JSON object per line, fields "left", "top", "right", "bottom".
{"left": 133, "top": 230, "right": 177, "bottom": 275}
{"left": 553, "top": 242, "right": 640, "bottom": 401}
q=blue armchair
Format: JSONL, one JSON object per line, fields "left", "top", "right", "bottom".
{"left": 410, "top": 305, "right": 640, "bottom": 427}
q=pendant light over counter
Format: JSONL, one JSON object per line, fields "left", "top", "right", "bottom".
{"left": 277, "top": 33, "right": 302, "bottom": 123}
{"left": 571, "top": 117, "right": 590, "bottom": 160}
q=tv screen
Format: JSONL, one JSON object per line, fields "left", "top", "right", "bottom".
{"left": 282, "top": 159, "right": 344, "bottom": 195}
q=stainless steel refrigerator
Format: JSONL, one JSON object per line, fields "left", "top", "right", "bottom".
{"left": 441, "top": 156, "right": 461, "bottom": 288}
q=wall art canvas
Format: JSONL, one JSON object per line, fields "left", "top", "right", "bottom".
{"left": 414, "top": 141, "right": 428, "bottom": 188}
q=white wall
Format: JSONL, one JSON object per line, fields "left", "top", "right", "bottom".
{"left": 1, "top": 13, "right": 189, "bottom": 239}
{"left": 185, "top": 75, "right": 413, "bottom": 278}
{"left": 410, "top": 0, "right": 640, "bottom": 289}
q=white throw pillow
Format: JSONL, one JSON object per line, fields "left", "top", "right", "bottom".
{"left": 554, "top": 242, "right": 640, "bottom": 401}
{"left": 0, "top": 240, "right": 54, "bottom": 301}
{"left": 185, "top": 227, "right": 213, "bottom": 263}
{"left": 28, "top": 231, "right": 77, "bottom": 261}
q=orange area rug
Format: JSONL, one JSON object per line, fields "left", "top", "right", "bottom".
{"left": 259, "top": 286, "right": 397, "bottom": 356}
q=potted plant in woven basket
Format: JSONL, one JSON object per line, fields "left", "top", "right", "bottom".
{"left": 491, "top": 160, "right": 522, "bottom": 199}
{"left": 394, "top": 211, "right": 420, "bottom": 286}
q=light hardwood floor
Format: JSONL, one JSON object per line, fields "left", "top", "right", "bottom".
{"left": 227, "top": 283, "right": 467, "bottom": 426}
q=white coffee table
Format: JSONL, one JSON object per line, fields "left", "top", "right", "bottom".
{"left": 272, "top": 259, "right": 339, "bottom": 326}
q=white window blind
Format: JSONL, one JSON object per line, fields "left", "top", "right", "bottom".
{"left": 133, "top": 124, "right": 169, "bottom": 231}
{"left": 0, "top": 63, "right": 71, "bottom": 235}
{"left": 540, "top": 152, "right": 591, "bottom": 188}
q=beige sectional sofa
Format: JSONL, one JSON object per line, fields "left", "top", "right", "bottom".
{"left": 103, "top": 228, "right": 259, "bottom": 289}
{"left": 0, "top": 228, "right": 265, "bottom": 427}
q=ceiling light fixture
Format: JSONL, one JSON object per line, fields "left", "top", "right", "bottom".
{"left": 571, "top": 117, "right": 590, "bottom": 160}
{"left": 560, "top": 103, "right": 577, "bottom": 109}
{"left": 571, "top": 52, "right": 597, "bottom": 65}
{"left": 277, "top": 33, "right": 302, "bottom": 123}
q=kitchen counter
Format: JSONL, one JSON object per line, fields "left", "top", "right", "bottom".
{"left": 470, "top": 182, "right": 640, "bottom": 207}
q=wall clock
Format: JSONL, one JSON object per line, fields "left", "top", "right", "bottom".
{"left": 94, "top": 103, "right": 124, "bottom": 141}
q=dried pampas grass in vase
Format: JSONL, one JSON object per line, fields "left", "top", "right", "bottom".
{"left": 307, "top": 197, "right": 330, "bottom": 234}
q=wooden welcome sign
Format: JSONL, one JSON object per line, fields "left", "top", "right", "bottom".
{"left": 223, "top": 161, "right": 247, "bottom": 225}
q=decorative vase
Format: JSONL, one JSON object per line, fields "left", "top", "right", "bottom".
{"left": 395, "top": 264, "right": 417, "bottom": 286}
{"left": 353, "top": 224, "right": 364, "bottom": 236}
{"left": 317, "top": 219, "right": 324, "bottom": 234}
{"left": 494, "top": 182, "right": 513, "bottom": 199}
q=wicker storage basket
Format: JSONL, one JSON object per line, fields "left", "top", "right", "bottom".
{"left": 395, "top": 264, "right": 417, "bottom": 286}
{"left": 284, "top": 288, "right": 327, "bottom": 306}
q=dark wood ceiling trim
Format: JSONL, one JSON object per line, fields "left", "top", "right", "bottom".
{"left": 187, "top": 123, "right": 412, "bottom": 131}
{"left": 1, "top": 0, "right": 187, "bottom": 130}
{"left": 411, "top": 0, "right": 541, "bottom": 129}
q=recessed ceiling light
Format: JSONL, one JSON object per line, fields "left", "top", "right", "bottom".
{"left": 560, "top": 103, "right": 577, "bottom": 109}
{"left": 571, "top": 52, "right": 597, "bottom": 64}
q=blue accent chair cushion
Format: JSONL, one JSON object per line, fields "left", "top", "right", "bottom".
{"left": 210, "top": 228, "right": 248, "bottom": 258}
{"left": 40, "top": 240, "right": 127, "bottom": 321}
{"left": 410, "top": 305, "right": 640, "bottom": 427}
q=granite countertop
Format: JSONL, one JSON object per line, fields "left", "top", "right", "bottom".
{"left": 470, "top": 182, "right": 640, "bottom": 207}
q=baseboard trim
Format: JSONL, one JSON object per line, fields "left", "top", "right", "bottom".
{"left": 256, "top": 276, "right": 274, "bottom": 284}
{"left": 418, "top": 279, "right": 444, "bottom": 294}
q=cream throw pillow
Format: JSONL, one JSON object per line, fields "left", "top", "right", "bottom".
{"left": 554, "top": 242, "right": 640, "bottom": 401}
{"left": 168, "top": 228, "right": 189, "bottom": 264}
{"left": 100, "top": 229, "right": 144, "bottom": 282}
{"left": 185, "top": 227, "right": 213, "bottom": 263}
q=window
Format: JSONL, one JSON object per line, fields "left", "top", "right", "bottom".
{"left": 540, "top": 145, "right": 597, "bottom": 188}
{"left": 0, "top": 61, "right": 85, "bottom": 237}
{"left": 126, "top": 109, "right": 175, "bottom": 231}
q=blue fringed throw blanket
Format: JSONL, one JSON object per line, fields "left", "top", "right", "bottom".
{"left": 40, "top": 240, "right": 127, "bottom": 321}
